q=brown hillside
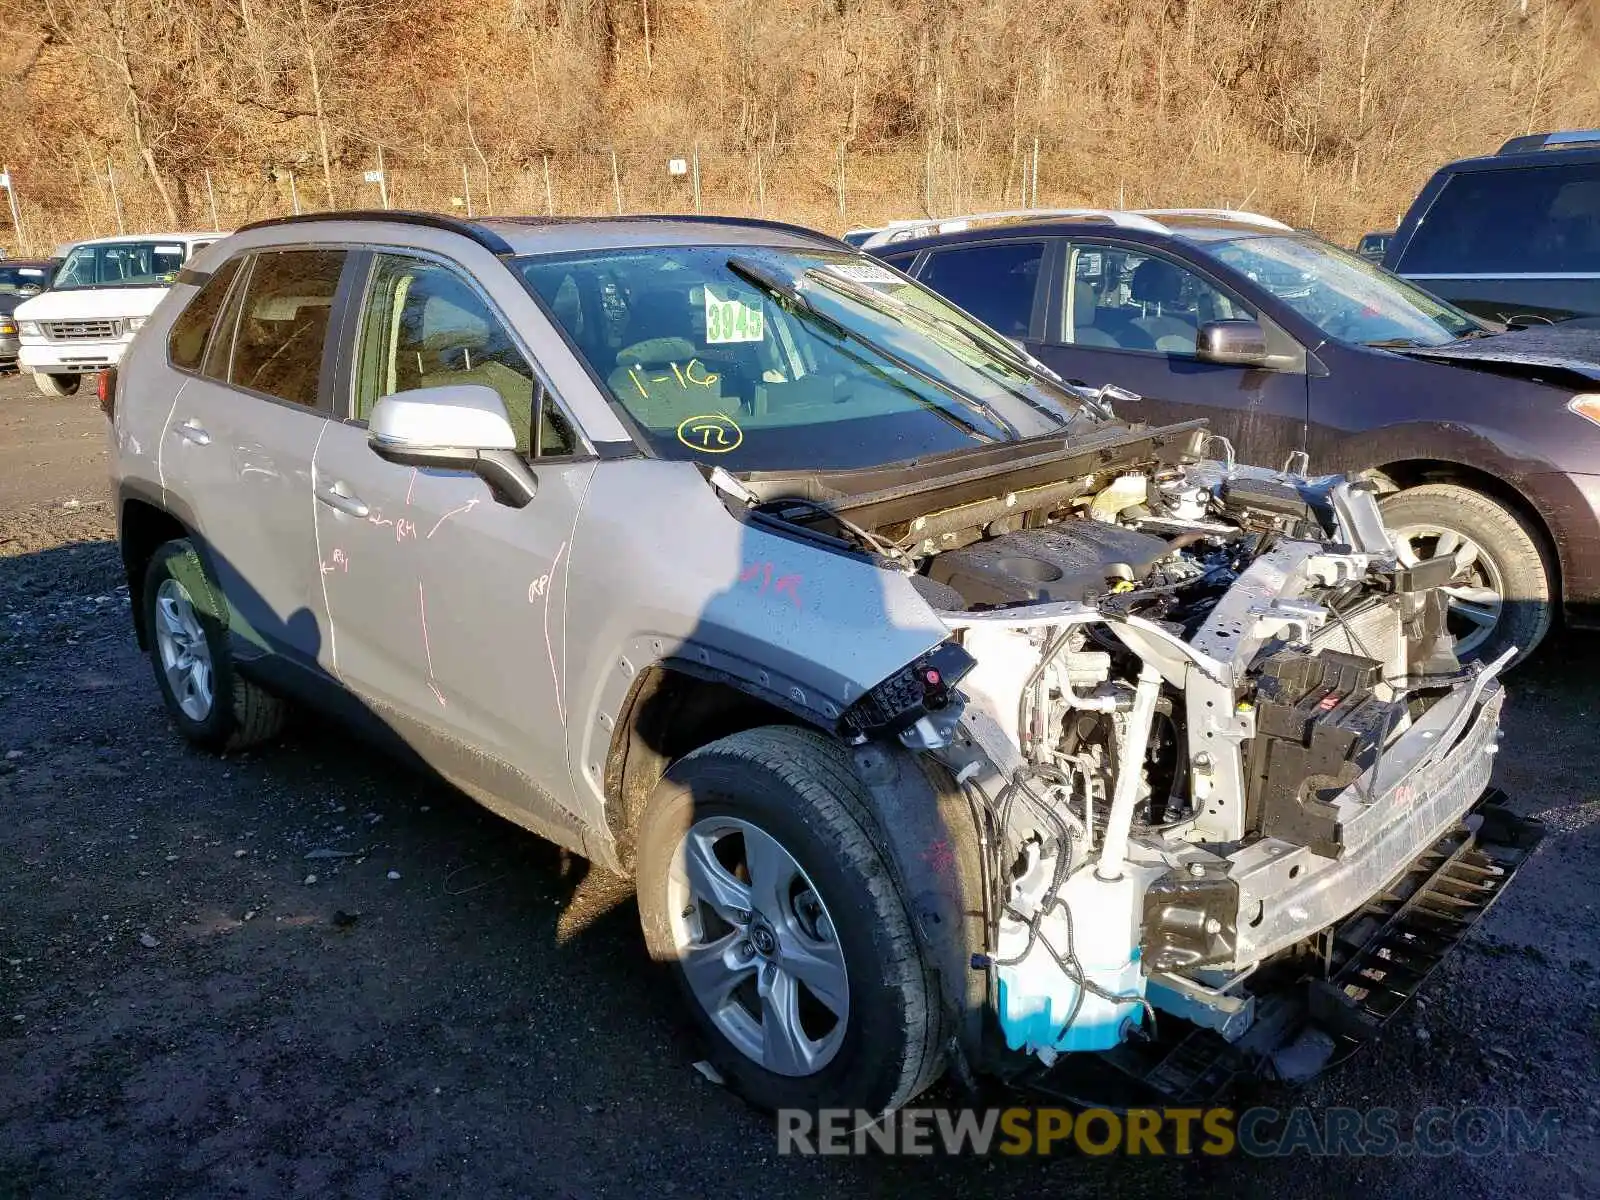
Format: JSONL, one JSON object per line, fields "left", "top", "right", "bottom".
{"left": 3, "top": 0, "right": 1599, "bottom": 250}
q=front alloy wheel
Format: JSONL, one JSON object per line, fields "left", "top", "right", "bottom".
{"left": 1388, "top": 523, "right": 1504, "bottom": 659}
{"left": 668, "top": 816, "right": 850, "bottom": 1077}
{"left": 1379, "top": 483, "right": 1553, "bottom": 668}
{"left": 635, "top": 726, "right": 945, "bottom": 1114}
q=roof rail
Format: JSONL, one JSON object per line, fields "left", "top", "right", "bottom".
{"left": 235, "top": 209, "right": 518, "bottom": 255}
{"left": 1497, "top": 130, "right": 1600, "bottom": 155}
{"left": 1134, "top": 208, "right": 1294, "bottom": 231}
{"left": 505, "top": 212, "right": 849, "bottom": 246}
{"left": 861, "top": 207, "right": 1167, "bottom": 248}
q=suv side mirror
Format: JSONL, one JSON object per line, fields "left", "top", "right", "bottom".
{"left": 1196, "top": 320, "right": 1269, "bottom": 367}
{"left": 368, "top": 384, "right": 537, "bottom": 508}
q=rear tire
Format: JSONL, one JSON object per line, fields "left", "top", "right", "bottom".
{"left": 1380, "top": 483, "right": 1553, "bottom": 667}
{"left": 143, "top": 539, "right": 286, "bottom": 752}
{"left": 33, "top": 373, "right": 79, "bottom": 398}
{"left": 635, "top": 726, "right": 944, "bottom": 1115}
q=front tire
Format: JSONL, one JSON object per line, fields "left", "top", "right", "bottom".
{"left": 635, "top": 726, "right": 944, "bottom": 1114}
{"left": 143, "top": 539, "right": 286, "bottom": 751}
{"left": 1380, "top": 483, "right": 1553, "bottom": 667}
{"left": 32, "top": 372, "right": 79, "bottom": 398}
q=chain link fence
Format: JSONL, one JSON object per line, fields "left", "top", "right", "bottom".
{"left": 1, "top": 138, "right": 1379, "bottom": 256}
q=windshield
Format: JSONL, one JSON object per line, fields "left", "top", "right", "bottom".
{"left": 516, "top": 245, "right": 1084, "bottom": 471}
{"left": 0, "top": 265, "right": 50, "bottom": 296}
{"left": 53, "top": 241, "right": 187, "bottom": 290}
{"left": 1205, "top": 235, "right": 1482, "bottom": 348}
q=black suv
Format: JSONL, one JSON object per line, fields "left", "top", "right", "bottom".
{"left": 1384, "top": 130, "right": 1600, "bottom": 326}
{"left": 868, "top": 208, "right": 1600, "bottom": 668}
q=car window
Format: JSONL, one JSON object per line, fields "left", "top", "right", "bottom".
{"left": 0, "top": 265, "right": 49, "bottom": 296}
{"left": 224, "top": 249, "right": 346, "bottom": 408}
{"left": 168, "top": 257, "right": 243, "bottom": 372}
{"left": 52, "top": 241, "right": 187, "bottom": 289}
{"left": 1064, "top": 243, "right": 1252, "bottom": 353}
{"left": 916, "top": 241, "right": 1045, "bottom": 338}
{"left": 516, "top": 245, "right": 1083, "bottom": 473}
{"left": 1398, "top": 162, "right": 1600, "bottom": 274}
{"left": 1207, "top": 235, "right": 1479, "bottom": 347}
{"left": 352, "top": 254, "right": 576, "bottom": 458}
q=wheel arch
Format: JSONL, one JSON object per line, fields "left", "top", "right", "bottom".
{"left": 119, "top": 492, "right": 196, "bottom": 649}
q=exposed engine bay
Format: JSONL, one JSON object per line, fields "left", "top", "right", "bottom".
{"left": 741, "top": 416, "right": 1519, "bottom": 1078}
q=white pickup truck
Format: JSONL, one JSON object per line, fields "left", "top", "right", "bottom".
{"left": 16, "top": 233, "right": 223, "bottom": 396}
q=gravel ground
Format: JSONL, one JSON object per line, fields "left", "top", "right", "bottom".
{"left": 0, "top": 373, "right": 1596, "bottom": 1198}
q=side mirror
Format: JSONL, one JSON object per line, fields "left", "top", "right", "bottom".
{"left": 368, "top": 384, "right": 537, "bottom": 508}
{"left": 1196, "top": 319, "right": 1269, "bottom": 367}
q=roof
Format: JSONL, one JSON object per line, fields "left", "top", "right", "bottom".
{"left": 236, "top": 210, "right": 846, "bottom": 256}
{"left": 1428, "top": 131, "right": 1600, "bottom": 176}
{"left": 64, "top": 232, "right": 224, "bottom": 249}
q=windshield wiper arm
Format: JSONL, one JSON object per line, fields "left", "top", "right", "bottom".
{"left": 725, "top": 256, "right": 1004, "bottom": 444}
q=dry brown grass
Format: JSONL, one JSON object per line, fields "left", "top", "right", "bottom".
{"left": 3, "top": 0, "right": 1598, "bottom": 251}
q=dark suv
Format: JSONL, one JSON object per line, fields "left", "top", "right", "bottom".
{"left": 1384, "top": 130, "right": 1600, "bottom": 326}
{"left": 869, "top": 208, "right": 1600, "bottom": 665}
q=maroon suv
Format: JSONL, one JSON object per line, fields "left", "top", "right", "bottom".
{"left": 871, "top": 209, "right": 1600, "bottom": 666}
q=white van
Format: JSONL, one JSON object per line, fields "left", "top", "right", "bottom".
{"left": 15, "top": 233, "right": 224, "bottom": 396}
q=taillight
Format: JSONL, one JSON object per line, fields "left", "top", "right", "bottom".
{"left": 95, "top": 368, "right": 117, "bottom": 420}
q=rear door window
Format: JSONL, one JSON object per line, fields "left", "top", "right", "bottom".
{"left": 915, "top": 241, "right": 1046, "bottom": 338}
{"left": 223, "top": 249, "right": 347, "bottom": 407}
{"left": 1398, "top": 162, "right": 1600, "bottom": 274}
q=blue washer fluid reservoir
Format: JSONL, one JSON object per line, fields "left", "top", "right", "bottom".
{"left": 993, "top": 866, "right": 1147, "bottom": 1059}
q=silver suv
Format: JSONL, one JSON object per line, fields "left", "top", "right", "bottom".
{"left": 108, "top": 212, "right": 1537, "bottom": 1114}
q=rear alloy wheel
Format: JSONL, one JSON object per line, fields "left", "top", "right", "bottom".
{"left": 33, "top": 372, "right": 79, "bottom": 398}
{"left": 636, "top": 726, "right": 944, "bottom": 1114}
{"left": 1380, "top": 483, "right": 1553, "bottom": 667}
{"left": 143, "top": 539, "right": 286, "bottom": 751}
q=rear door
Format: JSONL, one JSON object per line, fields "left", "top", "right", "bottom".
{"left": 162, "top": 247, "right": 349, "bottom": 670}
{"left": 1024, "top": 238, "right": 1309, "bottom": 466}
{"left": 311, "top": 249, "right": 595, "bottom": 842}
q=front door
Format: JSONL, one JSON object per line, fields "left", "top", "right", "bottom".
{"left": 1029, "top": 240, "right": 1310, "bottom": 467}
{"left": 163, "top": 248, "right": 349, "bottom": 667}
{"left": 312, "top": 250, "right": 595, "bottom": 840}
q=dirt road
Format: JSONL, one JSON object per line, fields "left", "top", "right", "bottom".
{"left": 1, "top": 372, "right": 1595, "bottom": 1198}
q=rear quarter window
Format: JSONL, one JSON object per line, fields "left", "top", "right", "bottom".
{"left": 167, "top": 257, "right": 243, "bottom": 372}
{"left": 1399, "top": 161, "right": 1600, "bottom": 274}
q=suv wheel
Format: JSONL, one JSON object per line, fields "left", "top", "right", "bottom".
{"left": 33, "top": 373, "right": 79, "bottom": 398}
{"left": 143, "top": 539, "right": 286, "bottom": 751}
{"left": 1380, "top": 483, "right": 1553, "bottom": 666}
{"left": 636, "top": 726, "right": 944, "bottom": 1114}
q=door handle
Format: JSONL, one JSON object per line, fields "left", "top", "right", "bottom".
{"left": 176, "top": 418, "right": 210, "bottom": 445}
{"left": 315, "top": 482, "right": 370, "bottom": 519}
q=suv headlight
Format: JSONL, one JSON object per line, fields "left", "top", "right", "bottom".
{"left": 1568, "top": 394, "right": 1600, "bottom": 426}
{"left": 17, "top": 320, "right": 41, "bottom": 337}
{"left": 125, "top": 316, "right": 146, "bottom": 332}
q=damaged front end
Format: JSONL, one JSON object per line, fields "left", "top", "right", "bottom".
{"left": 825, "top": 442, "right": 1541, "bottom": 1092}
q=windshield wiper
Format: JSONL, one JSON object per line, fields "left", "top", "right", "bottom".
{"left": 725, "top": 256, "right": 1006, "bottom": 444}
{"left": 800, "top": 267, "right": 1071, "bottom": 432}
{"left": 793, "top": 267, "right": 1068, "bottom": 428}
